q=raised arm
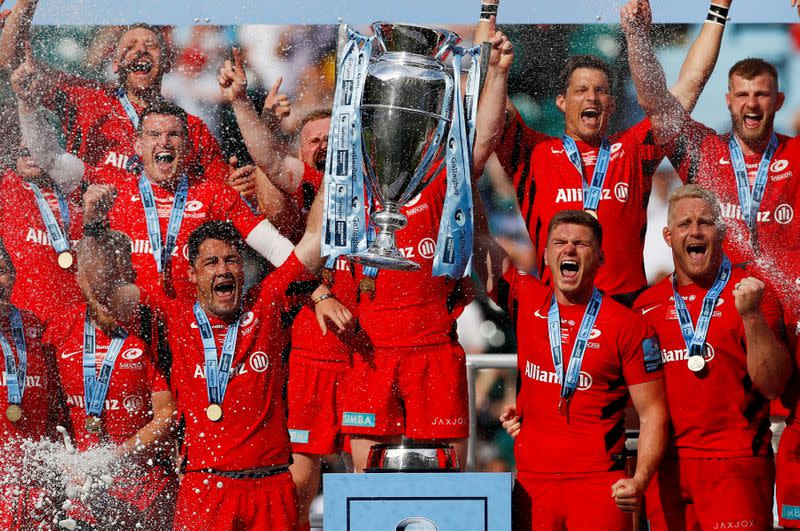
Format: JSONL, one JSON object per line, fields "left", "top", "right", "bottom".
{"left": 78, "top": 185, "right": 143, "bottom": 327}
{"left": 0, "top": 0, "right": 34, "bottom": 69}
{"left": 217, "top": 48, "right": 304, "bottom": 195}
{"left": 669, "top": 0, "right": 731, "bottom": 112}
{"left": 735, "top": 277, "right": 792, "bottom": 400}
{"left": 12, "top": 43, "right": 85, "bottom": 193}
{"left": 621, "top": 0, "right": 689, "bottom": 144}
{"left": 473, "top": 21, "right": 514, "bottom": 178}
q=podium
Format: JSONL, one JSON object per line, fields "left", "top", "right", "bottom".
{"left": 323, "top": 472, "right": 512, "bottom": 530}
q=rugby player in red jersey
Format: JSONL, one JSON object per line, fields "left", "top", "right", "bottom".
{"left": 623, "top": 0, "right": 799, "bottom": 292}
{"left": 14, "top": 85, "right": 298, "bottom": 302}
{"left": 0, "top": 239, "right": 62, "bottom": 530}
{"left": 474, "top": 3, "right": 730, "bottom": 305}
{"left": 0, "top": 140, "right": 83, "bottom": 325}
{"left": 484, "top": 210, "right": 668, "bottom": 531}
{"left": 632, "top": 184, "right": 792, "bottom": 530}
{"left": 218, "top": 49, "right": 359, "bottom": 529}
{"left": 41, "top": 231, "right": 177, "bottom": 529}
{"left": 778, "top": 307, "right": 800, "bottom": 528}
{"left": 0, "top": 0, "right": 254, "bottom": 197}
{"left": 0, "top": 3, "right": 255, "bottom": 193}
{"left": 79, "top": 179, "right": 335, "bottom": 530}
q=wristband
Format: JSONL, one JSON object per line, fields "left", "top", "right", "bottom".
{"left": 83, "top": 220, "right": 109, "bottom": 237}
{"left": 313, "top": 293, "right": 336, "bottom": 305}
{"left": 480, "top": 3, "right": 499, "bottom": 20}
{"left": 705, "top": 3, "right": 729, "bottom": 25}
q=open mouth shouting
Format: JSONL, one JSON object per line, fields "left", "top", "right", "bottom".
{"left": 559, "top": 259, "right": 580, "bottom": 282}
{"left": 742, "top": 112, "right": 763, "bottom": 130}
{"left": 212, "top": 275, "right": 237, "bottom": 304}
{"left": 686, "top": 243, "right": 707, "bottom": 263}
{"left": 122, "top": 53, "right": 154, "bottom": 76}
{"left": 579, "top": 107, "right": 603, "bottom": 130}
{"left": 153, "top": 149, "right": 177, "bottom": 176}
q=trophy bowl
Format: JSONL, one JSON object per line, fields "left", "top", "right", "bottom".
{"left": 347, "top": 23, "right": 459, "bottom": 271}
{"left": 364, "top": 442, "right": 461, "bottom": 473}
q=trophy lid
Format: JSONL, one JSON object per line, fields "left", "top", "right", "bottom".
{"left": 371, "top": 23, "right": 460, "bottom": 59}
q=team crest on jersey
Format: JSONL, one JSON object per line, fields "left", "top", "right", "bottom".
{"left": 185, "top": 200, "right": 204, "bottom": 213}
{"left": 610, "top": 142, "right": 623, "bottom": 154}
{"left": 239, "top": 311, "right": 255, "bottom": 328}
{"left": 770, "top": 159, "right": 789, "bottom": 173}
{"left": 121, "top": 348, "right": 143, "bottom": 361}
{"left": 248, "top": 351, "right": 270, "bottom": 373}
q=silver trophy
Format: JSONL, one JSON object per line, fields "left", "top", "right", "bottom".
{"left": 347, "top": 23, "right": 459, "bottom": 271}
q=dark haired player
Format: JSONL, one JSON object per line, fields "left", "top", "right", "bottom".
{"left": 474, "top": 2, "right": 731, "bottom": 304}
{"left": 486, "top": 210, "right": 668, "bottom": 531}
{"left": 80, "top": 177, "right": 333, "bottom": 529}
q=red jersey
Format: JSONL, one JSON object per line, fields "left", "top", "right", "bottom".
{"left": 665, "top": 120, "right": 800, "bottom": 280}
{"left": 357, "top": 171, "right": 463, "bottom": 348}
{"left": 0, "top": 310, "right": 56, "bottom": 461}
{"left": 89, "top": 167, "right": 263, "bottom": 301}
{"left": 496, "top": 113, "right": 663, "bottom": 296}
{"left": 43, "top": 304, "right": 168, "bottom": 452}
{"left": 0, "top": 171, "right": 83, "bottom": 325}
{"left": 44, "top": 73, "right": 228, "bottom": 179}
{"left": 497, "top": 268, "right": 662, "bottom": 474}
{"left": 146, "top": 252, "right": 313, "bottom": 472}
{"left": 633, "top": 268, "right": 781, "bottom": 458}
{"left": 290, "top": 165, "right": 358, "bottom": 362}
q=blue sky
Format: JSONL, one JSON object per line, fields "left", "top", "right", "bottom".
{"left": 4, "top": 0, "right": 794, "bottom": 25}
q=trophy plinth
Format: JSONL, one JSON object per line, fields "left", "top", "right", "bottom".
{"left": 347, "top": 207, "right": 420, "bottom": 271}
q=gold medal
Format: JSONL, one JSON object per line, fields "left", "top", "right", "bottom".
{"left": 5, "top": 404, "right": 22, "bottom": 423}
{"left": 57, "top": 251, "right": 74, "bottom": 269}
{"left": 85, "top": 415, "right": 102, "bottom": 433}
{"left": 206, "top": 404, "right": 223, "bottom": 422}
{"left": 358, "top": 277, "right": 376, "bottom": 301}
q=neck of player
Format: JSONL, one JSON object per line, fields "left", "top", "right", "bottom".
{"left": 735, "top": 131, "right": 774, "bottom": 157}
{"left": 565, "top": 130, "right": 605, "bottom": 149}
{"left": 125, "top": 85, "right": 162, "bottom": 108}
{"left": 675, "top": 256, "right": 724, "bottom": 289}
{"left": 0, "top": 301, "right": 11, "bottom": 329}
{"left": 555, "top": 285, "right": 595, "bottom": 307}
{"left": 198, "top": 299, "right": 240, "bottom": 325}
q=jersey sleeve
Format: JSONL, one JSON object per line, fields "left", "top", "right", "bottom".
{"left": 619, "top": 311, "right": 664, "bottom": 386}
{"left": 187, "top": 115, "right": 228, "bottom": 181}
{"left": 147, "top": 351, "right": 170, "bottom": 394}
{"left": 620, "top": 118, "right": 665, "bottom": 191}
{"left": 257, "top": 251, "right": 318, "bottom": 313}
{"left": 212, "top": 181, "right": 265, "bottom": 238}
{"left": 662, "top": 116, "right": 717, "bottom": 185}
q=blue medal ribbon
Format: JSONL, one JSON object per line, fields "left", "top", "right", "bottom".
{"left": 82, "top": 314, "right": 128, "bottom": 418}
{"left": 322, "top": 31, "right": 373, "bottom": 261}
{"left": 116, "top": 88, "right": 140, "bottom": 130}
{"left": 671, "top": 255, "right": 732, "bottom": 359}
{"left": 562, "top": 135, "right": 611, "bottom": 213}
{"left": 433, "top": 45, "right": 481, "bottom": 278}
{"left": 728, "top": 133, "right": 779, "bottom": 232}
{"left": 138, "top": 173, "right": 189, "bottom": 273}
{"left": 547, "top": 288, "right": 603, "bottom": 399}
{"left": 1, "top": 307, "right": 28, "bottom": 406}
{"left": 192, "top": 302, "right": 240, "bottom": 407}
{"left": 29, "top": 182, "right": 71, "bottom": 255}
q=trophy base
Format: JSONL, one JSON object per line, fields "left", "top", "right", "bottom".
{"left": 348, "top": 252, "right": 421, "bottom": 271}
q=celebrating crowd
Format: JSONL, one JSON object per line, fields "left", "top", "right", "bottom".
{"left": 0, "top": 0, "right": 798, "bottom": 530}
